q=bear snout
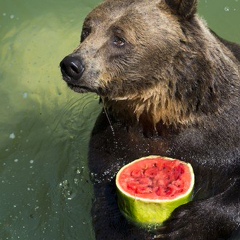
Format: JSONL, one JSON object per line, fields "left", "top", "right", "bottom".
{"left": 60, "top": 56, "right": 85, "bottom": 82}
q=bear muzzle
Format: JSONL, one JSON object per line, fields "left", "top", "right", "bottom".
{"left": 60, "top": 55, "right": 97, "bottom": 93}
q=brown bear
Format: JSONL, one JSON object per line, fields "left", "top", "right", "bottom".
{"left": 60, "top": 0, "right": 240, "bottom": 239}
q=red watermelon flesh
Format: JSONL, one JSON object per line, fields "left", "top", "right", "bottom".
{"left": 118, "top": 157, "right": 192, "bottom": 200}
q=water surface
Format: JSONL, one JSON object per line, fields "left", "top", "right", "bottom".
{"left": 0, "top": 0, "right": 239, "bottom": 239}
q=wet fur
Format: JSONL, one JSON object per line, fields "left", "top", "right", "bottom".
{"left": 60, "top": 0, "right": 240, "bottom": 239}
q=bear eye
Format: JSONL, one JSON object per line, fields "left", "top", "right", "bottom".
{"left": 113, "top": 36, "right": 126, "bottom": 48}
{"left": 81, "top": 27, "right": 91, "bottom": 42}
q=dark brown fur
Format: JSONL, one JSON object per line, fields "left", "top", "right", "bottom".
{"left": 60, "top": 0, "right": 240, "bottom": 239}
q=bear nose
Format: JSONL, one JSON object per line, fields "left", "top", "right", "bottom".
{"left": 60, "top": 56, "right": 85, "bottom": 81}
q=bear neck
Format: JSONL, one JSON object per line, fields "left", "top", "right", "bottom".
{"left": 103, "top": 77, "right": 237, "bottom": 135}
{"left": 103, "top": 62, "right": 239, "bottom": 134}
{"left": 103, "top": 91, "right": 201, "bottom": 131}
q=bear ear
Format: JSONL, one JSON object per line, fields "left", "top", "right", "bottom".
{"left": 164, "top": 0, "right": 198, "bottom": 19}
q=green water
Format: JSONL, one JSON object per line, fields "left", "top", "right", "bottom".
{"left": 0, "top": 0, "right": 239, "bottom": 239}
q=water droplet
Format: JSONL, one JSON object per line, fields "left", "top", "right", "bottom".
{"left": 224, "top": 6, "right": 230, "bottom": 11}
{"left": 9, "top": 133, "right": 15, "bottom": 139}
{"left": 67, "top": 192, "right": 76, "bottom": 200}
{"left": 23, "top": 92, "right": 28, "bottom": 99}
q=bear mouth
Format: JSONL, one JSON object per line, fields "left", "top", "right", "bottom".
{"left": 67, "top": 82, "right": 95, "bottom": 93}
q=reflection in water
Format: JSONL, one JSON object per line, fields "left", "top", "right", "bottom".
{"left": 0, "top": 0, "right": 239, "bottom": 239}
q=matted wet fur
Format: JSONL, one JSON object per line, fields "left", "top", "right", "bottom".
{"left": 60, "top": 0, "right": 240, "bottom": 239}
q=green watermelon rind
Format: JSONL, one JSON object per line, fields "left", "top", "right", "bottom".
{"left": 116, "top": 155, "right": 195, "bottom": 225}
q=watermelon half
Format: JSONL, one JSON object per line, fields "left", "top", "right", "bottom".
{"left": 116, "top": 155, "right": 194, "bottom": 226}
